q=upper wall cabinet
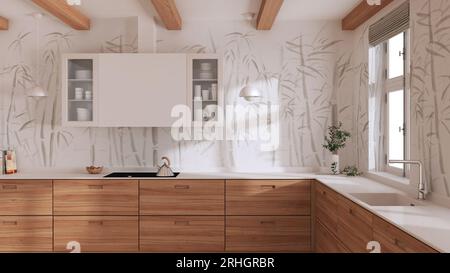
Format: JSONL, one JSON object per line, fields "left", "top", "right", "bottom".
{"left": 98, "top": 54, "right": 187, "bottom": 127}
{"left": 187, "top": 54, "right": 223, "bottom": 124}
{"left": 62, "top": 54, "right": 99, "bottom": 127}
{"left": 62, "top": 53, "right": 188, "bottom": 127}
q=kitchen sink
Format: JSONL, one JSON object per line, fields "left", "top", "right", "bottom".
{"left": 350, "top": 193, "right": 422, "bottom": 207}
{"left": 104, "top": 172, "right": 180, "bottom": 178}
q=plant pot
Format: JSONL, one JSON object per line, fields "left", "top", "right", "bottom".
{"left": 330, "top": 154, "right": 339, "bottom": 175}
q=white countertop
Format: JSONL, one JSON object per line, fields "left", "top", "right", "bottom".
{"left": 1, "top": 169, "right": 450, "bottom": 252}
{"left": 316, "top": 175, "right": 450, "bottom": 253}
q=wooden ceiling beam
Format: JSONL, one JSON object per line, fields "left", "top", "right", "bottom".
{"left": 342, "top": 0, "right": 394, "bottom": 31}
{"left": 31, "top": 0, "right": 90, "bottom": 30}
{"left": 0, "top": 16, "right": 9, "bottom": 30}
{"left": 256, "top": 0, "right": 284, "bottom": 30}
{"left": 151, "top": 0, "right": 182, "bottom": 30}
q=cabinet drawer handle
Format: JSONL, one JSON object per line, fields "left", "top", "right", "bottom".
{"left": 2, "top": 185, "right": 17, "bottom": 190}
{"left": 174, "top": 221, "right": 190, "bottom": 226}
{"left": 321, "top": 190, "right": 327, "bottom": 196}
{"left": 394, "top": 238, "right": 405, "bottom": 248}
{"left": 2, "top": 221, "right": 18, "bottom": 225}
{"left": 88, "top": 220, "right": 103, "bottom": 225}
{"left": 260, "top": 185, "right": 276, "bottom": 190}
{"left": 260, "top": 221, "right": 276, "bottom": 225}
{"left": 88, "top": 185, "right": 104, "bottom": 190}
{"left": 174, "top": 185, "right": 190, "bottom": 190}
{"left": 348, "top": 208, "right": 354, "bottom": 215}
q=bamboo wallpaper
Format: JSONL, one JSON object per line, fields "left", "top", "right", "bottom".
{"left": 1, "top": 17, "right": 351, "bottom": 171}
{"left": 411, "top": 0, "right": 450, "bottom": 197}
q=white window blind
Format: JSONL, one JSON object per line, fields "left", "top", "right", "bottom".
{"left": 369, "top": 1, "right": 410, "bottom": 46}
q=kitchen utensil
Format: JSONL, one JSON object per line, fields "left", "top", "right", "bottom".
{"left": 194, "top": 85, "right": 202, "bottom": 97}
{"left": 86, "top": 166, "right": 103, "bottom": 174}
{"left": 194, "top": 100, "right": 203, "bottom": 121}
{"left": 75, "top": 88, "right": 84, "bottom": 100}
{"left": 84, "top": 90, "right": 92, "bottom": 100}
{"left": 211, "top": 84, "right": 218, "bottom": 101}
{"left": 156, "top": 157, "right": 175, "bottom": 177}
{"left": 200, "top": 62, "right": 212, "bottom": 71}
{"left": 199, "top": 71, "right": 213, "bottom": 79}
{"left": 75, "top": 70, "right": 92, "bottom": 79}
{"left": 76, "top": 108, "right": 91, "bottom": 121}
{"left": 202, "top": 90, "right": 210, "bottom": 101}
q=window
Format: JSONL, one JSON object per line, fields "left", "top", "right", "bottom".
{"left": 384, "top": 32, "right": 409, "bottom": 176}
{"left": 368, "top": 1, "right": 410, "bottom": 178}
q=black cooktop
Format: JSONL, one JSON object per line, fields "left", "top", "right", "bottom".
{"left": 104, "top": 172, "right": 180, "bottom": 178}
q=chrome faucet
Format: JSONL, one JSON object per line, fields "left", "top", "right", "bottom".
{"left": 389, "top": 160, "right": 426, "bottom": 200}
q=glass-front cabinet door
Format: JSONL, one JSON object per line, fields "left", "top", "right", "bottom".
{"left": 188, "top": 54, "right": 222, "bottom": 125}
{"left": 62, "top": 54, "right": 98, "bottom": 127}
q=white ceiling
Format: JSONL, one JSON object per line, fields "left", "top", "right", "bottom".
{"left": 0, "top": 0, "right": 360, "bottom": 21}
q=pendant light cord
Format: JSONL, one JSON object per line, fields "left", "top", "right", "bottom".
{"left": 35, "top": 14, "right": 40, "bottom": 86}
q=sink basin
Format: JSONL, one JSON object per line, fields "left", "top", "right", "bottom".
{"left": 350, "top": 193, "right": 421, "bottom": 207}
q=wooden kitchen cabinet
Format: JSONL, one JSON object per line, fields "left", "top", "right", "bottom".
{"left": 336, "top": 195, "right": 373, "bottom": 253}
{"left": 54, "top": 180, "right": 138, "bottom": 215}
{"left": 140, "top": 216, "right": 224, "bottom": 252}
{"left": 140, "top": 180, "right": 224, "bottom": 215}
{"left": 373, "top": 216, "right": 437, "bottom": 253}
{"left": 315, "top": 182, "right": 338, "bottom": 233}
{"left": 54, "top": 216, "right": 138, "bottom": 253}
{"left": 0, "top": 180, "right": 52, "bottom": 215}
{"left": 226, "top": 216, "right": 311, "bottom": 252}
{"left": 226, "top": 180, "right": 311, "bottom": 216}
{"left": 0, "top": 216, "right": 53, "bottom": 252}
{"left": 315, "top": 219, "right": 348, "bottom": 253}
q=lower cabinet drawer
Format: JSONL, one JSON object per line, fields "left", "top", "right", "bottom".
{"left": 0, "top": 180, "right": 53, "bottom": 215}
{"left": 0, "top": 216, "right": 53, "bottom": 252}
{"left": 315, "top": 219, "right": 349, "bottom": 253}
{"left": 373, "top": 216, "right": 437, "bottom": 253}
{"left": 54, "top": 180, "right": 138, "bottom": 215}
{"left": 226, "top": 216, "right": 311, "bottom": 252}
{"left": 140, "top": 216, "right": 224, "bottom": 252}
{"left": 54, "top": 216, "right": 138, "bottom": 253}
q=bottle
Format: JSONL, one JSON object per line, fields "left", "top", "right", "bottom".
{"left": 211, "top": 84, "right": 218, "bottom": 101}
{"left": 0, "top": 151, "right": 4, "bottom": 175}
{"left": 5, "top": 150, "right": 17, "bottom": 174}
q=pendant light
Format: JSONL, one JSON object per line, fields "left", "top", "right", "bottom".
{"left": 27, "top": 12, "right": 48, "bottom": 98}
{"left": 239, "top": 85, "right": 262, "bottom": 102}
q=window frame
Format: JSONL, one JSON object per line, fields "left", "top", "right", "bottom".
{"left": 383, "top": 30, "right": 410, "bottom": 177}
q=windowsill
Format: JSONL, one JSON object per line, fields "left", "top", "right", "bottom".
{"left": 366, "top": 171, "right": 410, "bottom": 185}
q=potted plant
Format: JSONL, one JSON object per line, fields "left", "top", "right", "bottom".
{"left": 323, "top": 122, "right": 351, "bottom": 174}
